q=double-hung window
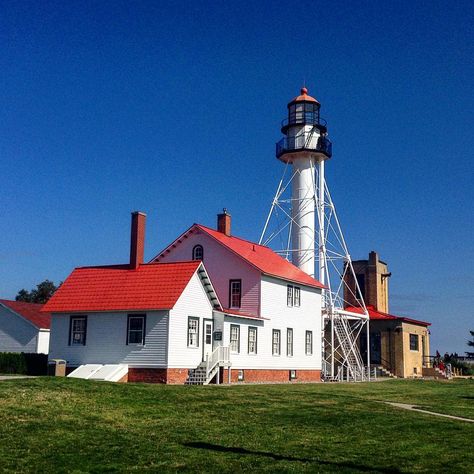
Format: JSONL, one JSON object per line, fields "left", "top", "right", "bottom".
{"left": 287, "top": 328, "right": 293, "bottom": 356}
{"left": 188, "top": 317, "right": 199, "bottom": 347}
{"left": 229, "top": 280, "right": 242, "bottom": 308}
{"left": 287, "top": 285, "right": 301, "bottom": 306}
{"left": 305, "top": 330, "right": 313, "bottom": 355}
{"left": 127, "top": 314, "right": 146, "bottom": 345}
{"left": 230, "top": 324, "right": 240, "bottom": 353}
{"left": 69, "top": 316, "right": 87, "bottom": 345}
{"left": 272, "top": 329, "right": 281, "bottom": 356}
{"left": 287, "top": 285, "right": 293, "bottom": 307}
{"left": 248, "top": 327, "right": 257, "bottom": 354}
{"left": 294, "top": 287, "right": 301, "bottom": 307}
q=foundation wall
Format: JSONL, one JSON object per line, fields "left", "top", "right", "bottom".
{"left": 221, "top": 368, "right": 321, "bottom": 383}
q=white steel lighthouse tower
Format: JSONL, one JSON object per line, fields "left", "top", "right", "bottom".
{"left": 260, "top": 88, "right": 370, "bottom": 382}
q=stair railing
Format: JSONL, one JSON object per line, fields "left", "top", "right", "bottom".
{"left": 206, "top": 346, "right": 230, "bottom": 382}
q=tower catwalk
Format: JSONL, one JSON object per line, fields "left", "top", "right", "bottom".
{"left": 260, "top": 88, "right": 370, "bottom": 381}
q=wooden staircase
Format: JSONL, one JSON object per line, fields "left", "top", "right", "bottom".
{"left": 185, "top": 346, "right": 231, "bottom": 385}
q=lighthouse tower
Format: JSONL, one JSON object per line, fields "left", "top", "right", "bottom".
{"left": 275, "top": 87, "right": 332, "bottom": 278}
{"left": 261, "top": 88, "right": 370, "bottom": 382}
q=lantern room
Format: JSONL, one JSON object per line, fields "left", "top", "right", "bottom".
{"left": 276, "top": 87, "right": 332, "bottom": 162}
{"left": 281, "top": 87, "right": 325, "bottom": 134}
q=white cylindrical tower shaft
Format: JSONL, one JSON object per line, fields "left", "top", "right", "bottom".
{"left": 276, "top": 87, "right": 332, "bottom": 277}
{"left": 291, "top": 157, "right": 316, "bottom": 277}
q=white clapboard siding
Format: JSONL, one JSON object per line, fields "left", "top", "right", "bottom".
{"left": 0, "top": 305, "right": 39, "bottom": 353}
{"left": 156, "top": 231, "right": 261, "bottom": 316}
{"left": 167, "top": 272, "right": 215, "bottom": 368}
{"left": 223, "top": 275, "right": 322, "bottom": 370}
{"left": 49, "top": 311, "right": 169, "bottom": 367}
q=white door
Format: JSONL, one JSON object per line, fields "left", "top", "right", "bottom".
{"left": 203, "top": 320, "right": 213, "bottom": 360}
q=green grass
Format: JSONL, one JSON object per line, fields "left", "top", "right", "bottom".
{"left": 0, "top": 378, "right": 472, "bottom": 473}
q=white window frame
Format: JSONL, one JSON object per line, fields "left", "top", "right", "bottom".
{"left": 188, "top": 317, "right": 199, "bottom": 348}
{"left": 248, "top": 326, "right": 257, "bottom": 355}
{"left": 294, "top": 287, "right": 301, "bottom": 307}
{"left": 230, "top": 324, "right": 240, "bottom": 353}
{"left": 287, "top": 328, "right": 293, "bottom": 356}
{"left": 229, "top": 280, "right": 242, "bottom": 309}
{"left": 272, "top": 329, "right": 281, "bottom": 356}
{"left": 287, "top": 285, "right": 293, "bottom": 307}
{"left": 192, "top": 245, "right": 203, "bottom": 261}
{"left": 305, "top": 330, "right": 313, "bottom": 355}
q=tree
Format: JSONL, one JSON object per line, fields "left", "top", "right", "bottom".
{"left": 467, "top": 330, "right": 474, "bottom": 358}
{"left": 15, "top": 280, "right": 60, "bottom": 304}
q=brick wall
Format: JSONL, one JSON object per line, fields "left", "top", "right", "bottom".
{"left": 221, "top": 368, "right": 321, "bottom": 383}
{"left": 128, "top": 368, "right": 189, "bottom": 384}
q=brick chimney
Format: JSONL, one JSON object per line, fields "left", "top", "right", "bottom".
{"left": 217, "top": 208, "right": 231, "bottom": 236}
{"left": 130, "top": 211, "right": 146, "bottom": 269}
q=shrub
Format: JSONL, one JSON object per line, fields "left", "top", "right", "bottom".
{"left": 0, "top": 352, "right": 48, "bottom": 375}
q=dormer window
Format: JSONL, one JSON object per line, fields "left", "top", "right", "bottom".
{"left": 192, "top": 245, "right": 203, "bottom": 261}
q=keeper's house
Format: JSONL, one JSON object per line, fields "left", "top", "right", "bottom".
{"left": 43, "top": 211, "right": 325, "bottom": 384}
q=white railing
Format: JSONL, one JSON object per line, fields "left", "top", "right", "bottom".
{"left": 206, "top": 345, "right": 230, "bottom": 381}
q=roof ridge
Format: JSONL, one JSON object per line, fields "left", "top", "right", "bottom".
{"left": 196, "top": 224, "right": 269, "bottom": 249}
{"left": 75, "top": 261, "right": 201, "bottom": 270}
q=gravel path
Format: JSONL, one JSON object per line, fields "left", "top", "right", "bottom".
{"left": 385, "top": 401, "right": 474, "bottom": 423}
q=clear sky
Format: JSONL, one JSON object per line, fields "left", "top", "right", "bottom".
{"left": 1, "top": 1, "right": 472, "bottom": 353}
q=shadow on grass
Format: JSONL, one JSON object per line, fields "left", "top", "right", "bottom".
{"left": 184, "top": 442, "right": 401, "bottom": 473}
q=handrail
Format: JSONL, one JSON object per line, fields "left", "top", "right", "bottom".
{"left": 206, "top": 346, "right": 230, "bottom": 380}
{"left": 276, "top": 135, "right": 332, "bottom": 158}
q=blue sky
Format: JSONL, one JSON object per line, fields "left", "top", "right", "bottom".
{"left": 1, "top": 1, "right": 472, "bottom": 353}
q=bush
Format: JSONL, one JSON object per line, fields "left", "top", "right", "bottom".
{"left": 0, "top": 352, "right": 48, "bottom": 375}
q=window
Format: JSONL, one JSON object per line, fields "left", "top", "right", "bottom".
{"left": 248, "top": 326, "right": 257, "bottom": 354}
{"left": 229, "top": 280, "right": 242, "bottom": 308}
{"left": 305, "top": 331, "right": 313, "bottom": 355}
{"left": 294, "top": 287, "right": 301, "bottom": 307}
{"left": 287, "top": 328, "right": 293, "bottom": 356}
{"left": 230, "top": 324, "right": 240, "bottom": 353}
{"left": 69, "top": 316, "right": 87, "bottom": 345}
{"left": 127, "top": 314, "right": 146, "bottom": 345}
{"left": 192, "top": 245, "right": 203, "bottom": 261}
{"left": 272, "top": 329, "right": 281, "bottom": 356}
{"left": 287, "top": 285, "right": 293, "bottom": 307}
{"left": 287, "top": 285, "right": 300, "bottom": 307}
{"left": 410, "top": 334, "right": 419, "bottom": 351}
{"left": 188, "top": 317, "right": 199, "bottom": 347}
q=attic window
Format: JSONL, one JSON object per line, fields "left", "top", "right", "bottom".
{"left": 192, "top": 245, "right": 203, "bottom": 261}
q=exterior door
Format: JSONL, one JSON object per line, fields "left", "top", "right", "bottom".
{"left": 203, "top": 320, "right": 213, "bottom": 361}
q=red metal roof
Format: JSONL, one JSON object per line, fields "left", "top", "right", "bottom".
{"left": 0, "top": 300, "right": 51, "bottom": 329}
{"left": 290, "top": 87, "right": 320, "bottom": 105}
{"left": 42, "top": 262, "right": 202, "bottom": 314}
{"left": 345, "top": 305, "right": 431, "bottom": 327}
{"left": 171, "top": 224, "right": 325, "bottom": 289}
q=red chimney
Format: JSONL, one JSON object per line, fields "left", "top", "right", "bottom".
{"left": 130, "top": 211, "right": 146, "bottom": 269}
{"left": 217, "top": 208, "right": 231, "bottom": 236}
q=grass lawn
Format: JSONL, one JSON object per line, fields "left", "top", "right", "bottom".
{"left": 0, "top": 378, "right": 472, "bottom": 473}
